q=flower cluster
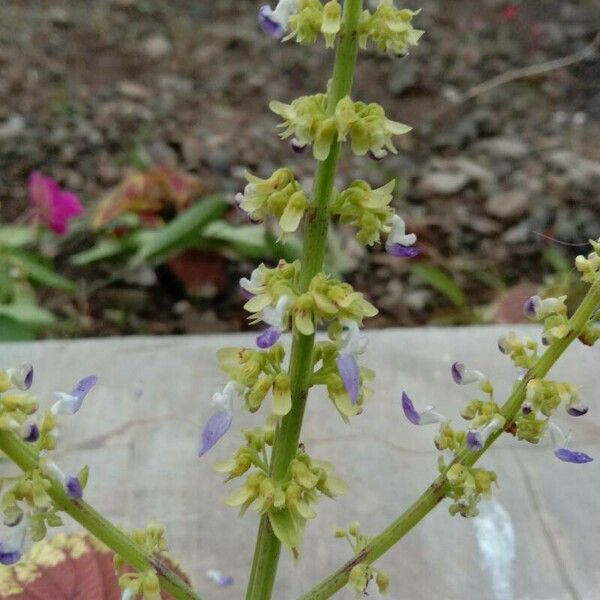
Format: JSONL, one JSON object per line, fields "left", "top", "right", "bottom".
{"left": 523, "top": 294, "right": 569, "bottom": 345}
{"left": 575, "top": 239, "right": 600, "bottom": 284}
{"left": 242, "top": 260, "right": 377, "bottom": 343}
{"left": 217, "top": 427, "right": 347, "bottom": 553}
{"left": 259, "top": 0, "right": 424, "bottom": 57}
{"left": 270, "top": 94, "right": 411, "bottom": 161}
{"left": 335, "top": 522, "right": 389, "bottom": 595}
{"left": 235, "top": 168, "right": 309, "bottom": 234}
{"left": 0, "top": 365, "right": 96, "bottom": 565}
{"left": 445, "top": 463, "right": 497, "bottom": 518}
{"left": 358, "top": 1, "right": 424, "bottom": 55}
{"left": 117, "top": 522, "right": 168, "bottom": 600}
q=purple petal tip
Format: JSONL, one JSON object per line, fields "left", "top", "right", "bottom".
{"left": 0, "top": 546, "right": 22, "bottom": 566}
{"left": 466, "top": 430, "right": 483, "bottom": 451}
{"left": 258, "top": 6, "right": 285, "bottom": 38}
{"left": 554, "top": 448, "right": 593, "bottom": 464}
{"left": 386, "top": 243, "right": 420, "bottom": 258}
{"left": 401, "top": 392, "right": 421, "bottom": 425}
{"left": 72, "top": 375, "right": 97, "bottom": 402}
{"left": 566, "top": 406, "right": 589, "bottom": 417}
{"left": 256, "top": 326, "right": 281, "bottom": 349}
{"left": 23, "top": 423, "right": 40, "bottom": 443}
{"left": 451, "top": 362, "right": 464, "bottom": 384}
{"left": 23, "top": 365, "right": 34, "bottom": 390}
{"left": 199, "top": 410, "right": 233, "bottom": 456}
{"left": 523, "top": 296, "right": 538, "bottom": 319}
{"left": 337, "top": 353, "right": 360, "bottom": 405}
{"left": 65, "top": 476, "right": 83, "bottom": 500}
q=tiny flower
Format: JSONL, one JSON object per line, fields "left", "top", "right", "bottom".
{"left": 199, "top": 382, "right": 242, "bottom": 456}
{"left": 336, "top": 321, "right": 368, "bottom": 405}
{"left": 548, "top": 423, "right": 593, "bottom": 464}
{"left": 523, "top": 295, "right": 566, "bottom": 320}
{"left": 240, "top": 266, "right": 266, "bottom": 299}
{"left": 566, "top": 403, "right": 589, "bottom": 417}
{"left": 5, "top": 364, "right": 34, "bottom": 391}
{"left": 259, "top": 0, "right": 298, "bottom": 38}
{"left": 321, "top": 0, "right": 342, "bottom": 48}
{"left": 291, "top": 138, "right": 308, "bottom": 153}
{"left": 206, "top": 569, "right": 234, "bottom": 587}
{"left": 466, "top": 415, "right": 506, "bottom": 451}
{"left": 28, "top": 172, "right": 84, "bottom": 236}
{"left": 22, "top": 423, "right": 40, "bottom": 443}
{"left": 385, "top": 215, "right": 419, "bottom": 258}
{"left": 401, "top": 392, "right": 445, "bottom": 425}
{"left": 451, "top": 362, "right": 486, "bottom": 386}
{"left": 0, "top": 516, "right": 28, "bottom": 565}
{"left": 256, "top": 295, "right": 291, "bottom": 349}
{"left": 521, "top": 402, "right": 533, "bottom": 415}
{"left": 41, "top": 459, "right": 84, "bottom": 500}
{"left": 51, "top": 375, "right": 98, "bottom": 416}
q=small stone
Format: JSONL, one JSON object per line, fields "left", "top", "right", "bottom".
{"left": 143, "top": 35, "right": 172, "bottom": 59}
{"left": 485, "top": 190, "right": 530, "bottom": 220}
{"left": 418, "top": 171, "right": 470, "bottom": 196}
{"left": 546, "top": 150, "right": 600, "bottom": 191}
{"left": 475, "top": 137, "right": 530, "bottom": 161}
{"left": 0, "top": 115, "right": 25, "bottom": 140}
{"left": 116, "top": 81, "right": 151, "bottom": 100}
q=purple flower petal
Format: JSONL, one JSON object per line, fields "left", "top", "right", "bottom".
{"left": 401, "top": 392, "right": 421, "bottom": 425}
{"left": 521, "top": 402, "right": 533, "bottom": 415}
{"left": 466, "top": 430, "right": 483, "bottom": 451}
{"left": 554, "top": 448, "right": 593, "bottom": 464}
{"left": 199, "top": 410, "right": 233, "bottom": 456}
{"left": 65, "top": 475, "right": 83, "bottom": 500}
{"left": 0, "top": 544, "right": 21, "bottom": 565}
{"left": 23, "top": 423, "right": 39, "bottom": 443}
{"left": 22, "top": 364, "right": 33, "bottom": 390}
{"left": 337, "top": 353, "right": 360, "bottom": 405}
{"left": 206, "top": 569, "right": 234, "bottom": 587}
{"left": 385, "top": 243, "right": 420, "bottom": 258}
{"left": 72, "top": 375, "right": 98, "bottom": 404}
{"left": 256, "top": 326, "right": 281, "bottom": 349}
{"left": 258, "top": 6, "right": 285, "bottom": 38}
{"left": 451, "top": 362, "right": 464, "bottom": 384}
{"left": 523, "top": 296, "right": 540, "bottom": 319}
{"left": 566, "top": 405, "right": 589, "bottom": 417}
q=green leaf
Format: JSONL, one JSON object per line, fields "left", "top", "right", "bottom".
{"left": 0, "top": 316, "right": 36, "bottom": 341}
{"left": 0, "top": 227, "right": 36, "bottom": 247}
{"left": 268, "top": 508, "right": 302, "bottom": 550}
{"left": 8, "top": 250, "right": 76, "bottom": 292}
{"left": 135, "top": 196, "right": 228, "bottom": 262}
{"left": 70, "top": 237, "right": 136, "bottom": 266}
{"left": 203, "top": 221, "right": 272, "bottom": 259}
{"left": 411, "top": 265, "right": 466, "bottom": 308}
{"left": 0, "top": 303, "right": 55, "bottom": 326}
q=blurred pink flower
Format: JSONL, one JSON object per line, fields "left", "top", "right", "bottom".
{"left": 501, "top": 4, "right": 519, "bottom": 20}
{"left": 28, "top": 172, "right": 83, "bottom": 235}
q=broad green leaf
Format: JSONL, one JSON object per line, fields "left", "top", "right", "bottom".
{"left": 0, "top": 226, "right": 36, "bottom": 247}
{"left": 203, "top": 221, "right": 272, "bottom": 259}
{"left": 411, "top": 265, "right": 466, "bottom": 308}
{"left": 7, "top": 250, "right": 76, "bottom": 292}
{"left": 70, "top": 237, "right": 136, "bottom": 266}
{"left": 0, "top": 316, "right": 36, "bottom": 341}
{"left": 135, "top": 196, "right": 228, "bottom": 262}
{"left": 0, "top": 303, "right": 55, "bottom": 326}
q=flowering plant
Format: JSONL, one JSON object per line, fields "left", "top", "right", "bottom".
{"left": 0, "top": 2, "right": 599, "bottom": 599}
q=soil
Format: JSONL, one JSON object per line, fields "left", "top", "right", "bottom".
{"left": 0, "top": 0, "right": 599, "bottom": 336}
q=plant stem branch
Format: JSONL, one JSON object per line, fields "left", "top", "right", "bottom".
{"left": 244, "top": 3, "right": 363, "bottom": 599}
{"left": 0, "top": 430, "right": 203, "bottom": 600}
{"left": 298, "top": 278, "right": 600, "bottom": 600}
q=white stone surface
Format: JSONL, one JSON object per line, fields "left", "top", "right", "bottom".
{"left": 1, "top": 326, "right": 598, "bottom": 600}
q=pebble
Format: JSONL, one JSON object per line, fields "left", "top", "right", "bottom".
{"left": 143, "top": 35, "right": 172, "bottom": 59}
{"left": 485, "top": 190, "right": 530, "bottom": 220}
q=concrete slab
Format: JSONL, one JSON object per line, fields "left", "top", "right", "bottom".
{"left": 0, "top": 326, "right": 598, "bottom": 600}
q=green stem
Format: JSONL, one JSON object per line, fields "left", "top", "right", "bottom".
{"left": 298, "top": 278, "right": 600, "bottom": 600}
{"left": 245, "top": 3, "right": 363, "bottom": 600}
{"left": 0, "top": 430, "right": 203, "bottom": 600}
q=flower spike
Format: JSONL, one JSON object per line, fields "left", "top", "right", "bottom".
{"left": 549, "top": 423, "right": 593, "bottom": 464}
{"left": 401, "top": 392, "right": 445, "bottom": 425}
{"left": 51, "top": 375, "right": 97, "bottom": 416}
